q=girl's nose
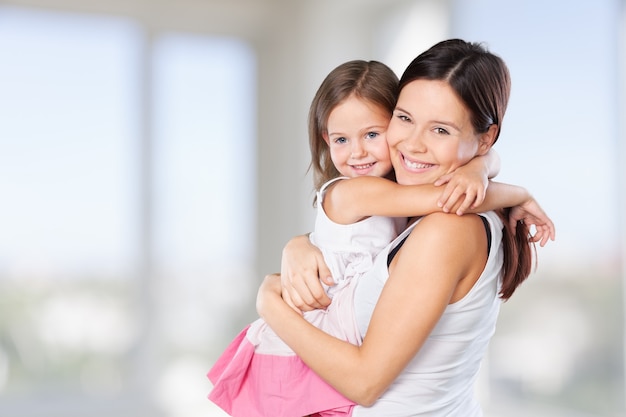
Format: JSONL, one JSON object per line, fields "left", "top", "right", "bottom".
{"left": 350, "top": 140, "right": 367, "bottom": 158}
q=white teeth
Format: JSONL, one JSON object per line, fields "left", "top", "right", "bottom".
{"left": 352, "top": 163, "right": 373, "bottom": 170}
{"left": 404, "top": 158, "right": 431, "bottom": 169}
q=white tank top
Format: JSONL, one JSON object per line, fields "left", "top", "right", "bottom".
{"left": 352, "top": 211, "right": 504, "bottom": 417}
{"left": 309, "top": 177, "right": 406, "bottom": 298}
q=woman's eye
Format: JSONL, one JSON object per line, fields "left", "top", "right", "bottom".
{"left": 434, "top": 127, "right": 449, "bottom": 135}
{"left": 366, "top": 132, "right": 379, "bottom": 139}
{"left": 397, "top": 114, "right": 410, "bottom": 122}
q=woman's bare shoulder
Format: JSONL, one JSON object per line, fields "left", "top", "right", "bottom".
{"left": 413, "top": 212, "right": 485, "bottom": 233}
{"left": 402, "top": 213, "right": 488, "bottom": 264}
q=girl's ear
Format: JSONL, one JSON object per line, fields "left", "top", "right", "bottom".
{"left": 322, "top": 132, "right": 331, "bottom": 145}
{"left": 478, "top": 124, "right": 498, "bottom": 155}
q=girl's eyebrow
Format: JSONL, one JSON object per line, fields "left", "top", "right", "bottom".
{"left": 328, "top": 123, "right": 387, "bottom": 136}
{"left": 363, "top": 123, "right": 388, "bottom": 130}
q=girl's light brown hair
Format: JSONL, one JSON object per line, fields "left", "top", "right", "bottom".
{"left": 308, "top": 60, "right": 398, "bottom": 192}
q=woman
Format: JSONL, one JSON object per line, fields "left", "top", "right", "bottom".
{"left": 257, "top": 39, "right": 555, "bottom": 416}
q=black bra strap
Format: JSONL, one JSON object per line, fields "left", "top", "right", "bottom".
{"left": 387, "top": 235, "right": 409, "bottom": 267}
{"left": 480, "top": 215, "right": 492, "bottom": 256}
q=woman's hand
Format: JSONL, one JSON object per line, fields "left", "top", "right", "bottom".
{"left": 257, "top": 273, "right": 284, "bottom": 318}
{"left": 280, "top": 234, "right": 334, "bottom": 312}
{"left": 509, "top": 198, "right": 556, "bottom": 247}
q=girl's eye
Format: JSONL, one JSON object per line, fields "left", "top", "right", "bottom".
{"left": 434, "top": 127, "right": 450, "bottom": 135}
{"left": 334, "top": 137, "right": 347, "bottom": 144}
{"left": 365, "top": 132, "right": 379, "bottom": 140}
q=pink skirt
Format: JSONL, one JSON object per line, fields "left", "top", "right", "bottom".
{"left": 208, "top": 281, "right": 360, "bottom": 417}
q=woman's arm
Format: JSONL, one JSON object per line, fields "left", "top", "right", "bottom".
{"left": 281, "top": 181, "right": 554, "bottom": 311}
{"left": 260, "top": 213, "right": 488, "bottom": 405}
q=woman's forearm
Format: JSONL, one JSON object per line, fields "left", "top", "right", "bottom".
{"left": 258, "top": 275, "right": 379, "bottom": 405}
{"left": 262, "top": 214, "right": 489, "bottom": 406}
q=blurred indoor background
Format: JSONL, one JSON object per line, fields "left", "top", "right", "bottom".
{"left": 0, "top": 0, "right": 624, "bottom": 416}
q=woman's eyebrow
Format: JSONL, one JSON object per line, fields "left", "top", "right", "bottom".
{"left": 394, "top": 106, "right": 461, "bottom": 131}
{"left": 432, "top": 119, "right": 461, "bottom": 131}
{"left": 394, "top": 106, "right": 411, "bottom": 115}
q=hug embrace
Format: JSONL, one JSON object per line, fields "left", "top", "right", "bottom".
{"left": 209, "top": 39, "right": 555, "bottom": 417}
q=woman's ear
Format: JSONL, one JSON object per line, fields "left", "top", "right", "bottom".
{"left": 478, "top": 124, "right": 498, "bottom": 155}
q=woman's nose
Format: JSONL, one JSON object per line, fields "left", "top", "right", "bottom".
{"left": 404, "top": 130, "right": 427, "bottom": 152}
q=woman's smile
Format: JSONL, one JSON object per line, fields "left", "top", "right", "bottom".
{"left": 387, "top": 79, "right": 484, "bottom": 185}
{"left": 399, "top": 153, "right": 435, "bottom": 171}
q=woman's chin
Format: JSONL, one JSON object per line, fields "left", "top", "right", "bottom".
{"left": 394, "top": 171, "right": 433, "bottom": 186}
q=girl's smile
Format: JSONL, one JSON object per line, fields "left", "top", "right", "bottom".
{"left": 324, "top": 94, "right": 393, "bottom": 179}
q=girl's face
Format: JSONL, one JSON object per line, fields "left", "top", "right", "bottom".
{"left": 323, "top": 95, "right": 393, "bottom": 178}
{"left": 387, "top": 79, "right": 494, "bottom": 186}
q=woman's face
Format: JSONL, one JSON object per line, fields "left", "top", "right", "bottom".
{"left": 386, "top": 79, "right": 491, "bottom": 186}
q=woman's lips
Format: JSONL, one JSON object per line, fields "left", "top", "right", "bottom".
{"left": 401, "top": 153, "right": 434, "bottom": 171}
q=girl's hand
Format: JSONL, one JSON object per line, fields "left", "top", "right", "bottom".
{"left": 280, "top": 235, "right": 334, "bottom": 313}
{"left": 434, "top": 165, "right": 489, "bottom": 215}
{"left": 509, "top": 198, "right": 556, "bottom": 247}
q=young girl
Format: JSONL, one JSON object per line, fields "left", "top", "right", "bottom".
{"left": 208, "top": 60, "right": 551, "bottom": 417}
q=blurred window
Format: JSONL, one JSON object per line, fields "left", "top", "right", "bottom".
{"left": 0, "top": 6, "right": 255, "bottom": 417}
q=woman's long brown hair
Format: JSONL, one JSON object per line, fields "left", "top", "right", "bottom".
{"left": 400, "top": 39, "right": 535, "bottom": 299}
